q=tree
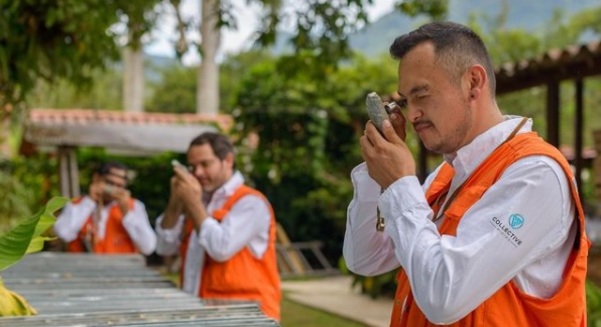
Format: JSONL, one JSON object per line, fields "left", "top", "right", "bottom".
{"left": 231, "top": 52, "right": 399, "bottom": 258}
{"left": 172, "top": 0, "right": 377, "bottom": 114}
{"left": 147, "top": 49, "right": 272, "bottom": 113}
{"left": 120, "top": 1, "right": 162, "bottom": 112}
{"left": 0, "top": 0, "right": 158, "bottom": 111}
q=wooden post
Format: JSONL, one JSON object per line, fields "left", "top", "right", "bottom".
{"left": 574, "top": 79, "right": 584, "bottom": 203}
{"left": 546, "top": 81, "right": 560, "bottom": 147}
{"left": 57, "top": 146, "right": 80, "bottom": 198}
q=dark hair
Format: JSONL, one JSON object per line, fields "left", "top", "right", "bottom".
{"left": 96, "top": 161, "right": 128, "bottom": 176}
{"left": 189, "top": 132, "right": 235, "bottom": 161}
{"left": 95, "top": 161, "right": 129, "bottom": 182}
{"left": 389, "top": 21, "right": 496, "bottom": 96}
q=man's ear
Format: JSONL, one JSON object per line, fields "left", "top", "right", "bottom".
{"left": 467, "top": 64, "right": 487, "bottom": 100}
{"left": 224, "top": 152, "right": 235, "bottom": 170}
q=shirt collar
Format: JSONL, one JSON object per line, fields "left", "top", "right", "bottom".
{"left": 444, "top": 116, "right": 533, "bottom": 177}
{"left": 214, "top": 170, "right": 245, "bottom": 198}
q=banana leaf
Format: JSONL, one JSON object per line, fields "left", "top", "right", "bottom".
{"left": 0, "top": 196, "right": 68, "bottom": 272}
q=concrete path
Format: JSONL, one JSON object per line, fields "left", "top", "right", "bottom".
{"left": 281, "top": 275, "right": 393, "bottom": 327}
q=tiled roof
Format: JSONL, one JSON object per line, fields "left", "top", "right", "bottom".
{"left": 28, "top": 108, "right": 233, "bottom": 131}
{"left": 495, "top": 40, "right": 601, "bottom": 94}
{"left": 21, "top": 108, "right": 235, "bottom": 154}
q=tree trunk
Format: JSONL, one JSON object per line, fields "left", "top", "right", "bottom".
{"left": 197, "top": 0, "right": 221, "bottom": 114}
{"left": 123, "top": 46, "right": 144, "bottom": 112}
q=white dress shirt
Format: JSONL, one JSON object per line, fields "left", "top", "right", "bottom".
{"left": 343, "top": 116, "right": 578, "bottom": 324}
{"left": 54, "top": 196, "right": 157, "bottom": 255}
{"left": 155, "top": 171, "right": 271, "bottom": 295}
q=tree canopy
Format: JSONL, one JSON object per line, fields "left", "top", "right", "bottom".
{"left": 0, "top": 0, "right": 159, "bottom": 115}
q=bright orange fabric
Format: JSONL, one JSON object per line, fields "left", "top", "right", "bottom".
{"left": 390, "top": 132, "right": 589, "bottom": 327}
{"left": 66, "top": 198, "right": 137, "bottom": 254}
{"left": 179, "top": 185, "right": 281, "bottom": 320}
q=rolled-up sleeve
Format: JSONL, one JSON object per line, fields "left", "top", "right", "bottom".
{"left": 121, "top": 200, "right": 157, "bottom": 255}
{"left": 155, "top": 213, "right": 185, "bottom": 256}
{"left": 343, "top": 163, "right": 400, "bottom": 276}
{"left": 54, "top": 197, "right": 96, "bottom": 242}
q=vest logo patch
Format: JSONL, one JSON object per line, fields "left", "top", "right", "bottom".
{"left": 508, "top": 214, "right": 524, "bottom": 229}
{"left": 490, "top": 216, "right": 523, "bottom": 247}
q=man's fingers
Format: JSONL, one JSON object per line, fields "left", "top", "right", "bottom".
{"left": 382, "top": 120, "right": 403, "bottom": 144}
{"left": 390, "top": 112, "right": 407, "bottom": 141}
{"left": 173, "top": 165, "right": 194, "bottom": 182}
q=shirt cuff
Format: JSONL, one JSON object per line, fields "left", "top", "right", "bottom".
{"left": 79, "top": 196, "right": 97, "bottom": 210}
{"left": 198, "top": 217, "right": 219, "bottom": 245}
{"left": 351, "top": 163, "right": 383, "bottom": 202}
{"left": 155, "top": 214, "right": 184, "bottom": 244}
{"left": 378, "top": 176, "right": 425, "bottom": 219}
{"left": 121, "top": 210, "right": 138, "bottom": 229}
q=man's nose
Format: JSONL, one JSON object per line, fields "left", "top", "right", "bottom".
{"left": 191, "top": 166, "right": 205, "bottom": 177}
{"left": 405, "top": 104, "right": 422, "bottom": 122}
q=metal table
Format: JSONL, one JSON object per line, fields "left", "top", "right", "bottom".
{"left": 0, "top": 252, "right": 279, "bottom": 326}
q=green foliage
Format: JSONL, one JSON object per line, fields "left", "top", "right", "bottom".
{"left": 251, "top": 0, "right": 370, "bottom": 70}
{"left": 588, "top": 280, "right": 601, "bottom": 326}
{"left": 26, "top": 67, "right": 123, "bottom": 110}
{"left": 396, "top": 0, "right": 449, "bottom": 21}
{"left": 0, "top": 170, "right": 34, "bottom": 234}
{"left": 146, "top": 50, "right": 273, "bottom": 114}
{"left": 0, "top": 196, "right": 66, "bottom": 317}
{"left": 0, "top": 156, "right": 59, "bottom": 234}
{"left": 146, "top": 64, "right": 196, "bottom": 113}
{"left": 0, "top": 0, "right": 160, "bottom": 110}
{"left": 232, "top": 53, "right": 399, "bottom": 260}
{"left": 0, "top": 197, "right": 67, "bottom": 271}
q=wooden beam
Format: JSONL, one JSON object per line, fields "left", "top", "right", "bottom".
{"left": 496, "top": 57, "right": 601, "bottom": 95}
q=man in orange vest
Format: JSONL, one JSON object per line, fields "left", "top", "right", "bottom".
{"left": 344, "top": 21, "right": 589, "bottom": 326}
{"left": 155, "top": 132, "right": 281, "bottom": 321}
{"left": 54, "top": 161, "right": 156, "bottom": 255}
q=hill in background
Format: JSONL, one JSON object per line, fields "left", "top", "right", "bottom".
{"left": 145, "top": 0, "right": 601, "bottom": 72}
{"left": 350, "top": 0, "right": 601, "bottom": 58}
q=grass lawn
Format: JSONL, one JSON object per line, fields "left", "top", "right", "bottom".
{"left": 160, "top": 270, "right": 366, "bottom": 326}
{"left": 280, "top": 295, "right": 367, "bottom": 327}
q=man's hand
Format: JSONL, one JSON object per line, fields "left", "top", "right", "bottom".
{"left": 170, "top": 165, "right": 208, "bottom": 231}
{"left": 112, "top": 188, "right": 132, "bottom": 215}
{"left": 360, "top": 118, "right": 415, "bottom": 190}
{"left": 171, "top": 165, "right": 202, "bottom": 208}
{"left": 386, "top": 103, "right": 407, "bottom": 141}
{"left": 88, "top": 181, "right": 104, "bottom": 202}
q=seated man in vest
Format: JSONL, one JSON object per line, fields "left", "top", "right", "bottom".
{"left": 344, "top": 21, "right": 589, "bottom": 326}
{"left": 54, "top": 161, "right": 156, "bottom": 255}
{"left": 155, "top": 132, "right": 281, "bottom": 321}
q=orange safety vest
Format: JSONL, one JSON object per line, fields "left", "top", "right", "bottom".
{"left": 66, "top": 198, "right": 138, "bottom": 254}
{"left": 390, "top": 132, "right": 589, "bottom": 327}
{"left": 179, "top": 185, "right": 281, "bottom": 320}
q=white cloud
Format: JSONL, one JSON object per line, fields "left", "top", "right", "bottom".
{"left": 145, "top": 0, "right": 396, "bottom": 65}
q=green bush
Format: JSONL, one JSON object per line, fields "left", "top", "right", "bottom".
{"left": 587, "top": 280, "right": 601, "bottom": 326}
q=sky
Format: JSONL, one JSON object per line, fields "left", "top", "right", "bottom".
{"left": 145, "top": 0, "right": 397, "bottom": 65}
